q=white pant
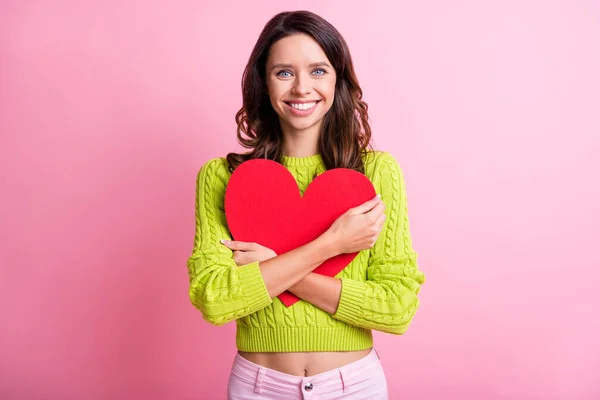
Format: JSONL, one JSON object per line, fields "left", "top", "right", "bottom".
{"left": 227, "top": 348, "right": 388, "bottom": 399}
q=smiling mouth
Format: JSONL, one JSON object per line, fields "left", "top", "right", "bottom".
{"left": 284, "top": 100, "right": 322, "bottom": 111}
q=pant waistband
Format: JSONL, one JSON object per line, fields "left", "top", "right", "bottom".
{"left": 230, "top": 348, "right": 381, "bottom": 395}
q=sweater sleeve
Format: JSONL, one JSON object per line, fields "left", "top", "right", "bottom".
{"left": 186, "top": 158, "right": 273, "bottom": 326}
{"left": 332, "top": 152, "right": 426, "bottom": 334}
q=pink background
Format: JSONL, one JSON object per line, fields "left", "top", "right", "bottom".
{"left": 1, "top": 1, "right": 599, "bottom": 399}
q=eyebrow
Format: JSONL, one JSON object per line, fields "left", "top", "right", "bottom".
{"left": 269, "top": 62, "right": 331, "bottom": 71}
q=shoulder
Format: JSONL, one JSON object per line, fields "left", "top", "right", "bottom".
{"left": 197, "top": 157, "right": 231, "bottom": 181}
{"left": 195, "top": 157, "right": 232, "bottom": 194}
{"left": 363, "top": 150, "right": 408, "bottom": 201}
{"left": 363, "top": 150, "right": 404, "bottom": 182}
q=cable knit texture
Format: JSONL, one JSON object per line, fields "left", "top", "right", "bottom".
{"left": 187, "top": 151, "right": 426, "bottom": 352}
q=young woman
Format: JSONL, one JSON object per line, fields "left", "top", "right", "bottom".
{"left": 187, "top": 10, "right": 426, "bottom": 399}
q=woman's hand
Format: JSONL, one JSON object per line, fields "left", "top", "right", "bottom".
{"left": 323, "top": 194, "right": 386, "bottom": 256}
{"left": 221, "top": 240, "right": 277, "bottom": 266}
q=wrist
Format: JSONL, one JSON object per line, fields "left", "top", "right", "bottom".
{"left": 315, "top": 231, "right": 340, "bottom": 259}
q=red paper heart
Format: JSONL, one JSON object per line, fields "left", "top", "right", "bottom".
{"left": 224, "top": 159, "right": 376, "bottom": 307}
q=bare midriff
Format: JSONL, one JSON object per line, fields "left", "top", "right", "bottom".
{"left": 237, "top": 349, "right": 372, "bottom": 377}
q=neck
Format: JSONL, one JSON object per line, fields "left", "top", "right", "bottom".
{"left": 280, "top": 123, "right": 321, "bottom": 158}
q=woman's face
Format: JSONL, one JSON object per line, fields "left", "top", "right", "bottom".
{"left": 265, "top": 33, "right": 337, "bottom": 136}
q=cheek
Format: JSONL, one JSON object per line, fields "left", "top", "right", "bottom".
{"left": 266, "top": 83, "right": 283, "bottom": 115}
{"left": 322, "top": 78, "right": 336, "bottom": 104}
{"left": 320, "top": 80, "right": 337, "bottom": 111}
{"left": 268, "top": 95, "right": 279, "bottom": 114}
{"left": 267, "top": 79, "right": 287, "bottom": 103}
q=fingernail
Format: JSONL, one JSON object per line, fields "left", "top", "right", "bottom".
{"left": 376, "top": 194, "right": 381, "bottom": 199}
{"left": 220, "top": 239, "right": 229, "bottom": 244}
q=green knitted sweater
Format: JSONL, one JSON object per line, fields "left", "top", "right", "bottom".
{"left": 186, "top": 151, "right": 425, "bottom": 352}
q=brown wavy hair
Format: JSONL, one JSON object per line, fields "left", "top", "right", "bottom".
{"left": 226, "top": 10, "right": 373, "bottom": 173}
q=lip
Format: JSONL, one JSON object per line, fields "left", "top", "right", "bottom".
{"left": 284, "top": 99, "right": 322, "bottom": 117}
{"left": 284, "top": 99, "right": 322, "bottom": 104}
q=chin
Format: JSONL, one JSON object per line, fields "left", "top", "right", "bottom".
{"left": 286, "top": 120, "right": 321, "bottom": 133}
{"left": 282, "top": 113, "right": 327, "bottom": 132}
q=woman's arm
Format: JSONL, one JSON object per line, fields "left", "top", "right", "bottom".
{"left": 251, "top": 234, "right": 336, "bottom": 299}
{"left": 290, "top": 153, "right": 426, "bottom": 335}
{"left": 287, "top": 273, "right": 342, "bottom": 314}
{"left": 187, "top": 159, "right": 273, "bottom": 326}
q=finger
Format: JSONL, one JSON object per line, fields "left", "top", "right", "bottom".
{"left": 375, "top": 213, "right": 386, "bottom": 230}
{"left": 232, "top": 250, "right": 245, "bottom": 265}
{"left": 221, "top": 240, "right": 254, "bottom": 251}
{"left": 364, "top": 201, "right": 385, "bottom": 223}
{"left": 367, "top": 200, "right": 386, "bottom": 218}
{"left": 369, "top": 213, "right": 385, "bottom": 234}
{"left": 349, "top": 194, "right": 381, "bottom": 215}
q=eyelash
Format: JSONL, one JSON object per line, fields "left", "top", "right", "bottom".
{"left": 276, "top": 69, "right": 327, "bottom": 78}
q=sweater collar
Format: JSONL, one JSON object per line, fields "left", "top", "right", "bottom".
{"left": 281, "top": 154, "right": 324, "bottom": 167}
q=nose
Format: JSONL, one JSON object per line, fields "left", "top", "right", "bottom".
{"left": 291, "top": 73, "right": 311, "bottom": 95}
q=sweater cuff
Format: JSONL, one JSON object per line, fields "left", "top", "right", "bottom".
{"left": 237, "top": 261, "right": 273, "bottom": 312}
{"left": 332, "top": 278, "right": 366, "bottom": 324}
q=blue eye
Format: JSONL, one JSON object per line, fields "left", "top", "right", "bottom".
{"left": 277, "top": 70, "right": 292, "bottom": 78}
{"left": 312, "top": 69, "right": 326, "bottom": 76}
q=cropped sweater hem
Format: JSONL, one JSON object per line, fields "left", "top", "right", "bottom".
{"left": 236, "top": 324, "right": 373, "bottom": 352}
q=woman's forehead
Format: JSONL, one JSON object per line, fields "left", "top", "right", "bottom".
{"left": 267, "top": 34, "right": 330, "bottom": 66}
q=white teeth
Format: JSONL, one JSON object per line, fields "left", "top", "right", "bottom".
{"left": 289, "top": 101, "right": 317, "bottom": 111}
